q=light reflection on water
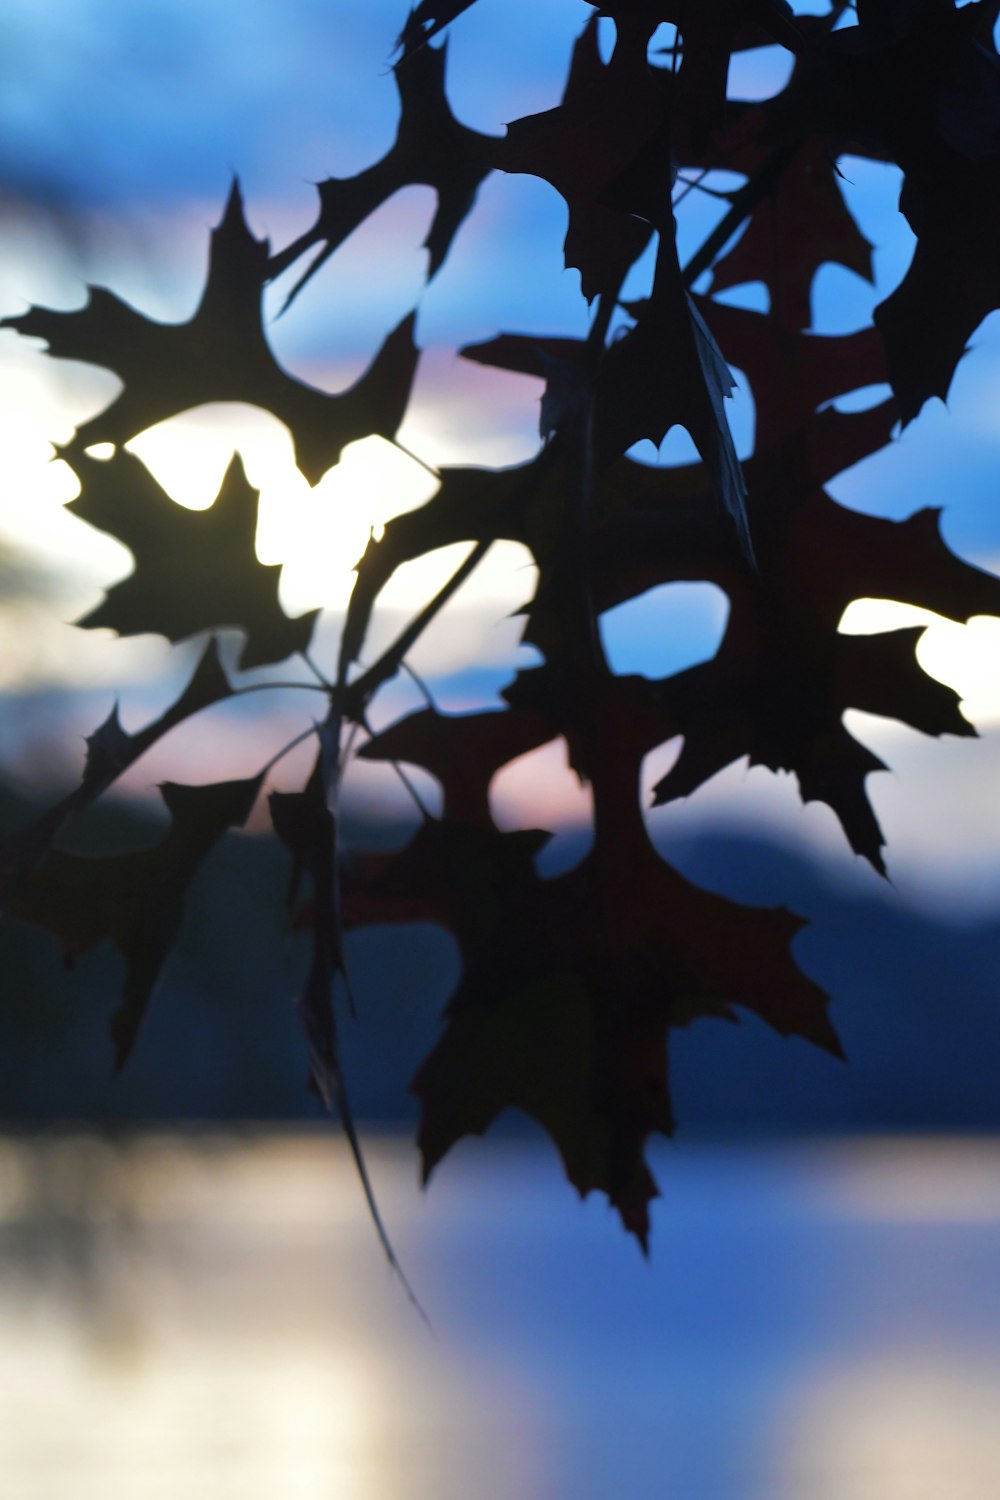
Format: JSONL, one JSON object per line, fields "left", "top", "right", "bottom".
{"left": 0, "top": 1132, "right": 998, "bottom": 1498}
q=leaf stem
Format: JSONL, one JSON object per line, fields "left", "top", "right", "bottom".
{"left": 390, "top": 438, "right": 440, "bottom": 479}
{"left": 258, "top": 723, "right": 321, "bottom": 779}
{"left": 681, "top": 141, "right": 799, "bottom": 289}
{"left": 342, "top": 539, "right": 491, "bottom": 720}
{"left": 302, "top": 648, "right": 333, "bottom": 688}
{"left": 231, "top": 681, "right": 331, "bottom": 696}
{"left": 400, "top": 658, "right": 439, "bottom": 711}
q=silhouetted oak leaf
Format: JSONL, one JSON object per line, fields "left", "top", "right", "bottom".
{"left": 3, "top": 181, "right": 419, "bottom": 483}
{"left": 601, "top": 0, "right": 802, "bottom": 147}
{"left": 0, "top": 639, "right": 233, "bottom": 909}
{"left": 345, "top": 663, "right": 837, "bottom": 1247}
{"left": 69, "top": 448, "right": 316, "bottom": 670}
{"left": 837, "top": 624, "right": 978, "bottom": 738}
{"left": 462, "top": 290, "right": 753, "bottom": 561}
{"left": 874, "top": 152, "right": 1000, "bottom": 422}
{"left": 650, "top": 488, "right": 1000, "bottom": 869}
{"left": 596, "top": 251, "right": 753, "bottom": 559}
{"left": 771, "top": 2, "right": 1000, "bottom": 421}
{"left": 359, "top": 704, "right": 552, "bottom": 825}
{"left": 270, "top": 41, "right": 496, "bottom": 304}
{"left": 498, "top": 15, "right": 660, "bottom": 299}
{"left": 667, "top": 297, "right": 892, "bottom": 457}
{"left": 342, "top": 449, "right": 568, "bottom": 675}
{"left": 344, "top": 786, "right": 835, "bottom": 1246}
{"left": 709, "top": 138, "right": 874, "bottom": 329}
{"left": 12, "top": 775, "right": 262, "bottom": 1069}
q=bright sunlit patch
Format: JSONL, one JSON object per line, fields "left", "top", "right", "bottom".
{"left": 128, "top": 404, "right": 440, "bottom": 615}
{"left": 839, "top": 598, "right": 1000, "bottom": 724}
{"left": 816, "top": 1138, "right": 1000, "bottom": 1223}
{"left": 784, "top": 1357, "right": 1000, "bottom": 1500}
{"left": 127, "top": 406, "right": 541, "bottom": 627}
{"left": 0, "top": 352, "right": 121, "bottom": 585}
{"left": 122, "top": 403, "right": 543, "bottom": 744}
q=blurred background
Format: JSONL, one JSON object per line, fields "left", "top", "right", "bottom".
{"left": 1, "top": 0, "right": 1000, "bottom": 1494}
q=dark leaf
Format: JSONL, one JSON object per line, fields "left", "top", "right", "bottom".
{"left": 82, "top": 706, "right": 132, "bottom": 793}
{"left": 463, "top": 296, "right": 754, "bottom": 561}
{"left": 396, "top": 0, "right": 480, "bottom": 56}
{"left": 498, "top": 16, "right": 660, "bottom": 299}
{"left": 3, "top": 181, "right": 420, "bottom": 483}
{"left": 596, "top": 245, "right": 753, "bottom": 560}
{"left": 345, "top": 671, "right": 837, "bottom": 1246}
{"left": 873, "top": 154, "right": 1000, "bottom": 423}
{"left": 709, "top": 139, "right": 874, "bottom": 330}
{"left": 650, "top": 490, "right": 1000, "bottom": 870}
{"left": 70, "top": 448, "right": 316, "bottom": 670}
{"left": 270, "top": 41, "right": 496, "bottom": 302}
{"left": 359, "top": 704, "right": 552, "bottom": 825}
{"left": 600, "top": 0, "right": 803, "bottom": 148}
{"left": 694, "top": 296, "right": 893, "bottom": 455}
{"left": 12, "top": 776, "right": 262, "bottom": 1069}
{"left": 0, "top": 639, "right": 233, "bottom": 907}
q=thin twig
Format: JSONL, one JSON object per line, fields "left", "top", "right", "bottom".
{"left": 343, "top": 539, "right": 492, "bottom": 720}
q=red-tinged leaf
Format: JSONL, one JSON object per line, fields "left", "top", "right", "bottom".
{"left": 270, "top": 41, "right": 496, "bottom": 303}
{"left": 648, "top": 486, "right": 1000, "bottom": 869}
{"left": 359, "top": 705, "right": 552, "bottom": 825}
{"left": 11, "top": 775, "right": 262, "bottom": 1069}
{"left": 709, "top": 139, "right": 874, "bottom": 329}
{"left": 413, "top": 970, "right": 670, "bottom": 1251}
{"left": 463, "top": 299, "right": 754, "bottom": 561}
{"left": 766, "top": 4, "right": 1000, "bottom": 421}
{"left": 812, "top": 499, "right": 1000, "bottom": 627}
{"left": 70, "top": 449, "right": 316, "bottom": 670}
{"left": 652, "top": 641, "right": 893, "bottom": 870}
{"left": 689, "top": 298, "right": 893, "bottom": 455}
{"left": 801, "top": 397, "right": 899, "bottom": 489}
{"left": 597, "top": 246, "right": 753, "bottom": 560}
{"left": 3, "top": 182, "right": 420, "bottom": 483}
{"left": 601, "top": 0, "right": 802, "bottom": 149}
{"left": 345, "top": 667, "right": 836, "bottom": 1246}
{"left": 350, "top": 809, "right": 836, "bottom": 1246}
{"left": 498, "top": 16, "right": 660, "bottom": 299}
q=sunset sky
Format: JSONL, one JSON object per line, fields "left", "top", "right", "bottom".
{"left": 2, "top": 0, "right": 1000, "bottom": 917}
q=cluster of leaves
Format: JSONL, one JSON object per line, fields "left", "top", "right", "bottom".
{"left": 4, "top": 0, "right": 1000, "bottom": 1256}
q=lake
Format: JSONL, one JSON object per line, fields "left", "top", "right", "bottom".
{"left": 0, "top": 1131, "right": 997, "bottom": 1498}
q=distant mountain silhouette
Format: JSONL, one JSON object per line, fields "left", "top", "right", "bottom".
{"left": 1, "top": 780, "right": 997, "bottom": 1132}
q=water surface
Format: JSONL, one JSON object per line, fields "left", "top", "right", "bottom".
{"left": 0, "top": 1132, "right": 997, "bottom": 1498}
